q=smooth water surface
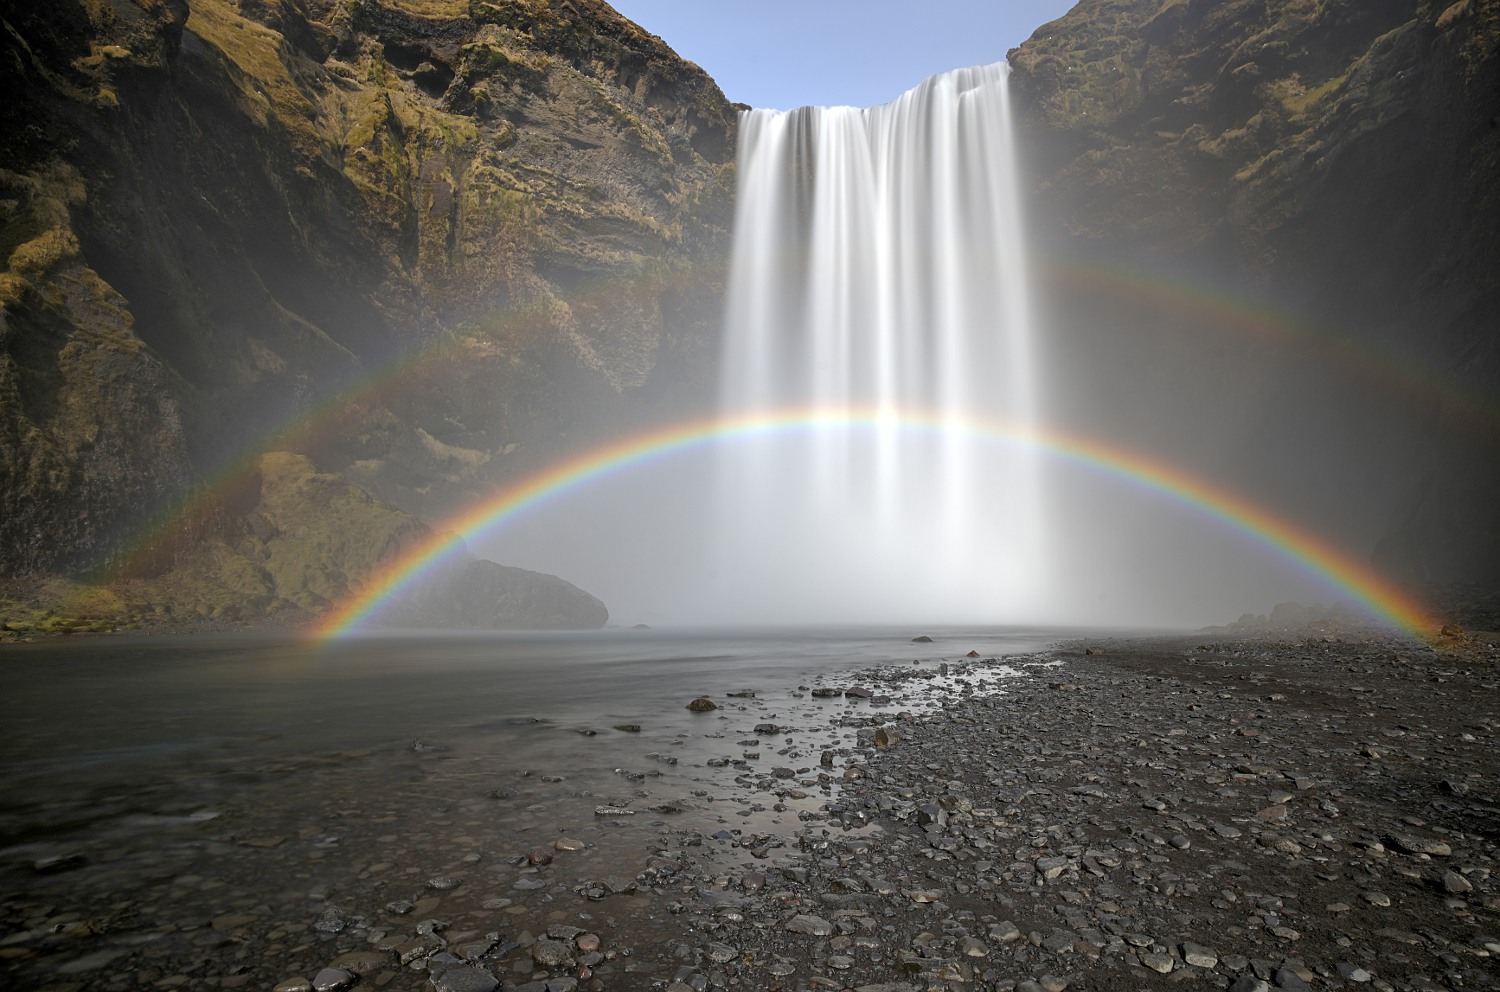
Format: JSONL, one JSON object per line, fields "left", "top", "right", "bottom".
{"left": 0, "top": 626, "right": 1064, "bottom": 990}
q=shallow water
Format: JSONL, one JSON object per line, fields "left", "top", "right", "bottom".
{"left": 0, "top": 625, "right": 1064, "bottom": 988}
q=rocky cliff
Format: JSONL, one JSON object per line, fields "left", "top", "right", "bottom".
{"left": 1, "top": 0, "right": 736, "bottom": 630}
{"left": 1008, "top": 0, "right": 1500, "bottom": 611}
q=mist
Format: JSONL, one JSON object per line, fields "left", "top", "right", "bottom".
{"left": 472, "top": 65, "right": 1398, "bottom": 631}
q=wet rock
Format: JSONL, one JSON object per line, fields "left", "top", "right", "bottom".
{"left": 593, "top": 805, "right": 636, "bottom": 816}
{"left": 431, "top": 966, "right": 500, "bottom": 992}
{"left": 329, "top": 950, "right": 389, "bottom": 975}
{"left": 687, "top": 697, "right": 717, "bottom": 712}
{"left": 310, "top": 968, "right": 356, "bottom": 992}
{"left": 912, "top": 635, "right": 933, "bottom": 642}
{"left": 786, "top": 914, "right": 835, "bottom": 936}
{"left": 529, "top": 938, "right": 575, "bottom": 967}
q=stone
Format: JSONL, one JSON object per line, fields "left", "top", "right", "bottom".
{"left": 553, "top": 838, "right": 585, "bottom": 851}
{"left": 786, "top": 914, "right": 835, "bottom": 936}
{"left": 1443, "top": 871, "right": 1472, "bottom": 893}
{"left": 310, "top": 969, "right": 355, "bottom": 992}
{"left": 1390, "top": 833, "right": 1451, "bottom": 856}
{"left": 1228, "top": 977, "right": 1270, "bottom": 992}
{"left": 593, "top": 805, "right": 636, "bottom": 816}
{"left": 1272, "top": 966, "right": 1309, "bottom": 991}
{"left": 1141, "top": 952, "right": 1174, "bottom": 973}
{"left": 1336, "top": 963, "right": 1373, "bottom": 982}
{"left": 687, "top": 697, "right": 717, "bottom": 712}
{"left": 1182, "top": 942, "right": 1218, "bottom": 968}
{"left": 1035, "top": 855, "right": 1069, "bottom": 879}
{"left": 529, "top": 938, "right": 575, "bottom": 967}
{"left": 431, "top": 966, "right": 500, "bottom": 992}
{"left": 990, "top": 921, "right": 1021, "bottom": 942}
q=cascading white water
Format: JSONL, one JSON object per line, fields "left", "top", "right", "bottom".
{"left": 705, "top": 62, "right": 1048, "bottom": 624}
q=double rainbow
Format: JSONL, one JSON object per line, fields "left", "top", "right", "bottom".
{"left": 312, "top": 407, "right": 1439, "bottom": 639}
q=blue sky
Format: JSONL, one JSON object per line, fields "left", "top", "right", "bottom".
{"left": 607, "top": 1, "right": 1080, "bottom": 110}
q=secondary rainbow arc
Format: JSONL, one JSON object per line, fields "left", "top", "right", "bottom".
{"left": 312, "top": 407, "right": 1439, "bottom": 639}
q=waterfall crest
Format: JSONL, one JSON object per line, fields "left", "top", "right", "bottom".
{"left": 709, "top": 63, "right": 1047, "bottom": 623}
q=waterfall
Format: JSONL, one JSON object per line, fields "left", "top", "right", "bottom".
{"left": 707, "top": 63, "right": 1047, "bottom": 624}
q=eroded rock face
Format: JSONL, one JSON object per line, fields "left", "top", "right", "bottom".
{"left": 1008, "top": 0, "right": 1500, "bottom": 603}
{"left": 1, "top": 0, "right": 734, "bottom": 623}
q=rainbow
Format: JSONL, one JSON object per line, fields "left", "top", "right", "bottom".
{"left": 312, "top": 407, "right": 1440, "bottom": 639}
{"left": 84, "top": 255, "right": 1493, "bottom": 600}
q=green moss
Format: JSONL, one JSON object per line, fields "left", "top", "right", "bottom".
{"left": 469, "top": 0, "right": 541, "bottom": 32}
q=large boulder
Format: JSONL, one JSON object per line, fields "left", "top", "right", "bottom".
{"left": 383, "top": 556, "right": 607, "bottom": 630}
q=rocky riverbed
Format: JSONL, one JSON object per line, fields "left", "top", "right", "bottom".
{"left": 3, "top": 626, "right": 1496, "bottom": 992}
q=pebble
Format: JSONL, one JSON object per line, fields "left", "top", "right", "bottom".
{"left": 310, "top": 968, "right": 355, "bottom": 992}
{"left": 431, "top": 967, "right": 499, "bottom": 992}
{"left": 1444, "top": 871, "right": 1473, "bottom": 893}
{"left": 786, "top": 914, "right": 835, "bottom": 936}
{"left": 1141, "top": 952, "right": 1175, "bottom": 973}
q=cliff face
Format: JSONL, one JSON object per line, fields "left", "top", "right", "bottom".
{"left": 1, "top": 0, "right": 734, "bottom": 627}
{"left": 1009, "top": 0, "right": 1500, "bottom": 604}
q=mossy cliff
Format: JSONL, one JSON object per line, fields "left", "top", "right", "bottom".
{"left": 1008, "top": 0, "right": 1500, "bottom": 607}
{"left": 1, "top": 0, "right": 735, "bottom": 630}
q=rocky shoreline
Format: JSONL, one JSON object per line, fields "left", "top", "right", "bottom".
{"left": 692, "top": 627, "right": 1500, "bottom": 992}
{"left": 4, "top": 626, "right": 1497, "bottom": 992}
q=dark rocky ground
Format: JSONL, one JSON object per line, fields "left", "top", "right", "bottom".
{"left": 617, "top": 626, "right": 1500, "bottom": 992}
{"left": 4, "top": 624, "right": 1497, "bottom": 992}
